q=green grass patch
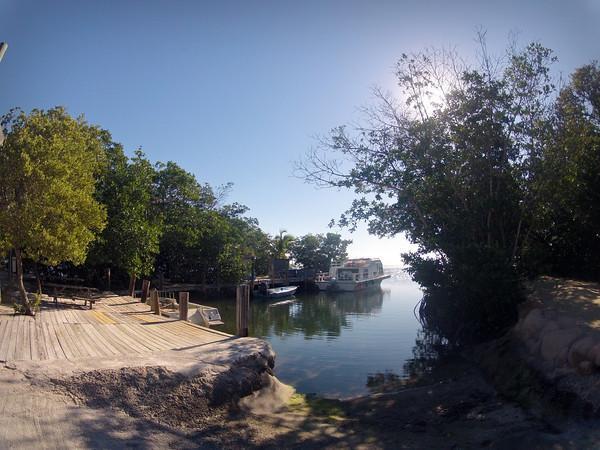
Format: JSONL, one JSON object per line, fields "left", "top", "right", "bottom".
{"left": 288, "top": 393, "right": 346, "bottom": 420}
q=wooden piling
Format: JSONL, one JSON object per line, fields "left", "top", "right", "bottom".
{"left": 141, "top": 280, "right": 150, "bottom": 304}
{"left": 236, "top": 283, "right": 250, "bottom": 337}
{"left": 151, "top": 289, "right": 161, "bottom": 315}
{"left": 179, "top": 292, "right": 189, "bottom": 321}
{"left": 128, "top": 274, "right": 136, "bottom": 298}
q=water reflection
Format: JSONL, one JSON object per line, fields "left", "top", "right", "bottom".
{"left": 195, "top": 278, "right": 424, "bottom": 398}
{"left": 198, "top": 288, "right": 386, "bottom": 339}
{"left": 366, "top": 329, "right": 447, "bottom": 394}
{"left": 253, "top": 289, "right": 385, "bottom": 339}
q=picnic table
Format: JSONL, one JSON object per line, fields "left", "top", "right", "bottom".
{"left": 43, "top": 283, "right": 101, "bottom": 309}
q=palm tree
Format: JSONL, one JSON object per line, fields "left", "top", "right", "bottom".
{"left": 274, "top": 229, "right": 294, "bottom": 258}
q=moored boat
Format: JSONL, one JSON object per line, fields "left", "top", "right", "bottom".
{"left": 316, "top": 258, "right": 390, "bottom": 292}
{"left": 254, "top": 284, "right": 298, "bottom": 299}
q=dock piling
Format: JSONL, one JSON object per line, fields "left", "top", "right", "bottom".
{"left": 151, "top": 289, "right": 161, "bottom": 315}
{"left": 179, "top": 292, "right": 189, "bottom": 321}
{"left": 236, "top": 284, "right": 250, "bottom": 337}
{"left": 141, "top": 280, "right": 150, "bottom": 304}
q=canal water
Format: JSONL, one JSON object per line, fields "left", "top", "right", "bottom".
{"left": 197, "top": 272, "right": 424, "bottom": 398}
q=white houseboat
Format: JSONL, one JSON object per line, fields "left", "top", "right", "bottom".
{"left": 315, "top": 258, "right": 390, "bottom": 292}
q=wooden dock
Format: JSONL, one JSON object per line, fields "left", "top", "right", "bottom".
{"left": 0, "top": 295, "right": 231, "bottom": 362}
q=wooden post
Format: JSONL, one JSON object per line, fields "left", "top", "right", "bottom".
{"left": 149, "top": 289, "right": 155, "bottom": 312}
{"left": 151, "top": 289, "right": 161, "bottom": 315}
{"left": 141, "top": 280, "right": 150, "bottom": 304}
{"left": 179, "top": 291, "right": 189, "bottom": 321}
{"left": 128, "top": 274, "right": 136, "bottom": 298}
{"left": 236, "top": 283, "right": 250, "bottom": 337}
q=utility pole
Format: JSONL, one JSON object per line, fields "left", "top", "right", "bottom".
{"left": 0, "top": 42, "right": 8, "bottom": 287}
{"left": 0, "top": 42, "right": 7, "bottom": 62}
{"left": 0, "top": 42, "right": 6, "bottom": 147}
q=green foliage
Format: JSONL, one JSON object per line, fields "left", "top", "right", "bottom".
{"left": 153, "top": 161, "right": 214, "bottom": 280}
{"left": 32, "top": 292, "right": 42, "bottom": 311}
{"left": 0, "top": 107, "right": 107, "bottom": 264}
{"left": 299, "top": 39, "right": 566, "bottom": 343}
{"left": 274, "top": 229, "right": 295, "bottom": 258}
{"left": 290, "top": 232, "right": 352, "bottom": 272}
{"left": 0, "top": 107, "right": 107, "bottom": 309}
{"left": 531, "top": 63, "right": 600, "bottom": 279}
{"left": 89, "top": 147, "right": 161, "bottom": 278}
{"left": 150, "top": 163, "right": 272, "bottom": 285}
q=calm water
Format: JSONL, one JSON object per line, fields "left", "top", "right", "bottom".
{"left": 197, "top": 274, "right": 424, "bottom": 398}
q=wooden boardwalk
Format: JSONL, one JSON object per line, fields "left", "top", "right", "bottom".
{"left": 0, "top": 295, "right": 231, "bottom": 361}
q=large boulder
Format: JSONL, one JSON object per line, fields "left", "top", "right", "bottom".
{"left": 518, "top": 309, "right": 545, "bottom": 339}
{"left": 540, "top": 328, "right": 583, "bottom": 366}
{"left": 568, "top": 336, "right": 598, "bottom": 368}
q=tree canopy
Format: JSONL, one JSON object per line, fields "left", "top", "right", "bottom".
{"left": 0, "top": 107, "right": 107, "bottom": 310}
{"left": 290, "top": 232, "right": 352, "bottom": 272}
{"left": 299, "top": 38, "right": 600, "bottom": 343}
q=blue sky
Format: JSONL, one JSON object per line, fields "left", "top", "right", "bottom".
{"left": 1, "top": 0, "right": 599, "bottom": 265}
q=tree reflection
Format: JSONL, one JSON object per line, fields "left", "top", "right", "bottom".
{"left": 250, "top": 289, "right": 385, "bottom": 338}
{"left": 366, "top": 328, "right": 448, "bottom": 393}
{"left": 199, "top": 288, "right": 386, "bottom": 338}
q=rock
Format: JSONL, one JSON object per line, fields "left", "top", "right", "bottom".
{"left": 568, "top": 336, "right": 598, "bottom": 367}
{"left": 540, "top": 328, "right": 582, "bottom": 366}
{"left": 556, "top": 316, "right": 578, "bottom": 329}
{"left": 519, "top": 309, "right": 545, "bottom": 338}
{"left": 525, "top": 337, "right": 541, "bottom": 355}
{"left": 539, "top": 320, "right": 560, "bottom": 335}
{"left": 590, "top": 343, "right": 600, "bottom": 366}
{"left": 578, "top": 361, "right": 594, "bottom": 376}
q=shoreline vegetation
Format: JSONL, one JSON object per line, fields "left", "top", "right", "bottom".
{"left": 0, "top": 108, "right": 351, "bottom": 311}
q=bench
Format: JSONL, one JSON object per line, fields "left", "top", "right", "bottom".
{"left": 43, "top": 283, "right": 101, "bottom": 309}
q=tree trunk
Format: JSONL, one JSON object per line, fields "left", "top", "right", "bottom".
{"left": 34, "top": 262, "right": 42, "bottom": 294}
{"left": 128, "top": 274, "right": 136, "bottom": 298}
{"left": 7, "top": 249, "right": 13, "bottom": 287}
{"left": 140, "top": 279, "right": 150, "bottom": 304}
{"left": 14, "top": 248, "right": 32, "bottom": 315}
{"left": 511, "top": 218, "right": 523, "bottom": 262}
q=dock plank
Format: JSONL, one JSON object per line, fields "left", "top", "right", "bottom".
{"left": 71, "top": 324, "right": 101, "bottom": 358}
{"left": 15, "top": 316, "right": 30, "bottom": 360}
{"left": 0, "top": 293, "right": 231, "bottom": 361}
{"left": 0, "top": 319, "right": 14, "bottom": 361}
{"left": 109, "top": 325, "right": 150, "bottom": 354}
{"left": 116, "top": 324, "right": 161, "bottom": 352}
{"left": 28, "top": 319, "right": 40, "bottom": 360}
{"left": 82, "top": 324, "right": 120, "bottom": 356}
{"left": 39, "top": 322, "right": 56, "bottom": 360}
{"left": 0, "top": 320, "right": 9, "bottom": 357}
{"left": 92, "top": 324, "right": 132, "bottom": 355}
{"left": 51, "top": 322, "right": 77, "bottom": 360}
{"left": 61, "top": 323, "right": 87, "bottom": 358}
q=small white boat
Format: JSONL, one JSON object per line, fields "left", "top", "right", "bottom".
{"left": 255, "top": 285, "right": 298, "bottom": 299}
{"left": 316, "top": 258, "right": 390, "bottom": 292}
{"left": 163, "top": 302, "right": 224, "bottom": 327}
